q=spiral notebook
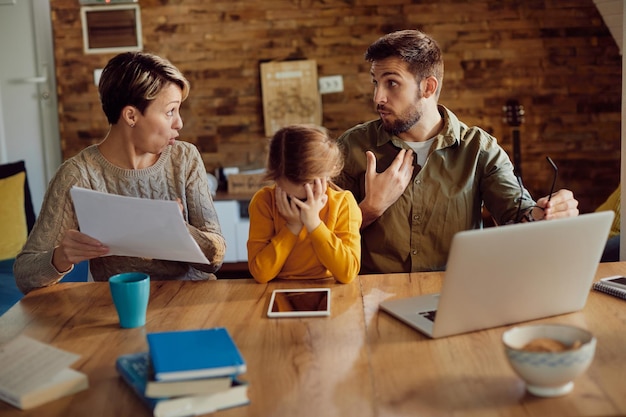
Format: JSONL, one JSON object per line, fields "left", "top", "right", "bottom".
{"left": 380, "top": 211, "right": 614, "bottom": 338}
{"left": 592, "top": 281, "right": 626, "bottom": 300}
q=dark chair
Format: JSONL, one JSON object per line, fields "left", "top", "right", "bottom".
{"left": 0, "top": 160, "right": 36, "bottom": 232}
{"left": 0, "top": 160, "right": 35, "bottom": 314}
{"left": 0, "top": 161, "right": 89, "bottom": 315}
{"left": 0, "top": 258, "right": 21, "bottom": 315}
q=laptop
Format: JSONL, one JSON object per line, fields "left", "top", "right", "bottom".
{"left": 379, "top": 211, "right": 614, "bottom": 338}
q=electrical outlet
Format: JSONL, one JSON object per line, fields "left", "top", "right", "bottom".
{"left": 318, "top": 75, "right": 344, "bottom": 94}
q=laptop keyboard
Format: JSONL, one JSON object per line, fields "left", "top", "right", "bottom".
{"left": 419, "top": 310, "right": 437, "bottom": 322}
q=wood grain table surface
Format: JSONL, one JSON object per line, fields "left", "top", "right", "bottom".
{"left": 1, "top": 262, "right": 626, "bottom": 417}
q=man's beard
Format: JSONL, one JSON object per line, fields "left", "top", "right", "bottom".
{"left": 381, "top": 105, "right": 422, "bottom": 136}
{"left": 379, "top": 90, "right": 423, "bottom": 136}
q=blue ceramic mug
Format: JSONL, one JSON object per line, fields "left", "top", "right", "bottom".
{"left": 108, "top": 272, "right": 150, "bottom": 328}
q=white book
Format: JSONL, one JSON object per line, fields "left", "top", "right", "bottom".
{"left": 0, "top": 335, "right": 88, "bottom": 410}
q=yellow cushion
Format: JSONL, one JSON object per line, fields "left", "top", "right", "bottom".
{"left": 0, "top": 171, "right": 27, "bottom": 260}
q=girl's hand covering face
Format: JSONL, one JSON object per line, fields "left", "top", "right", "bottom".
{"left": 276, "top": 186, "right": 303, "bottom": 235}
{"left": 294, "top": 178, "right": 328, "bottom": 232}
{"left": 275, "top": 178, "right": 328, "bottom": 234}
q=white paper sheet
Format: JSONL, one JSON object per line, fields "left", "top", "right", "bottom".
{"left": 70, "top": 187, "right": 210, "bottom": 264}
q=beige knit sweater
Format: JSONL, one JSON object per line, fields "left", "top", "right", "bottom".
{"left": 14, "top": 141, "right": 226, "bottom": 293}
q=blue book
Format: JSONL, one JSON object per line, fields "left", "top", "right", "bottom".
{"left": 116, "top": 352, "right": 249, "bottom": 417}
{"left": 146, "top": 328, "right": 247, "bottom": 382}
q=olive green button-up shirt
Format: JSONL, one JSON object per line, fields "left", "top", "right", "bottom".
{"left": 336, "top": 105, "right": 535, "bottom": 274}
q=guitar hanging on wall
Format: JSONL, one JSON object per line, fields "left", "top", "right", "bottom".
{"left": 502, "top": 99, "right": 525, "bottom": 177}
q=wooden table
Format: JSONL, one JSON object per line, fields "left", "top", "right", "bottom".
{"left": 2, "top": 262, "right": 626, "bottom": 417}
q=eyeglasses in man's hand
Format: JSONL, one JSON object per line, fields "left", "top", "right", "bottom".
{"left": 515, "top": 156, "right": 558, "bottom": 223}
{"left": 546, "top": 156, "right": 558, "bottom": 204}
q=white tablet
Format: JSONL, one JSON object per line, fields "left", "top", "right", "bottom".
{"left": 267, "top": 288, "right": 331, "bottom": 318}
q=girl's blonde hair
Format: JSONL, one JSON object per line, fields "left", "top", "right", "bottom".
{"left": 264, "top": 124, "right": 343, "bottom": 186}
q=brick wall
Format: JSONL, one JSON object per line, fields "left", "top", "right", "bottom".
{"left": 50, "top": 0, "right": 621, "bottom": 213}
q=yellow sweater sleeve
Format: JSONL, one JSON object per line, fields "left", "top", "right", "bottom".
{"left": 306, "top": 191, "right": 362, "bottom": 283}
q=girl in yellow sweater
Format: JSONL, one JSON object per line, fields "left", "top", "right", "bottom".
{"left": 247, "top": 125, "right": 362, "bottom": 283}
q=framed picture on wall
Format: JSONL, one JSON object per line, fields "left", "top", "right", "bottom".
{"left": 260, "top": 60, "right": 322, "bottom": 137}
{"left": 80, "top": 4, "right": 143, "bottom": 54}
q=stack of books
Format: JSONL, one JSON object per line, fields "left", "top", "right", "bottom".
{"left": 116, "top": 327, "right": 249, "bottom": 417}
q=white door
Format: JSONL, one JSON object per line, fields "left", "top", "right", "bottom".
{"left": 0, "top": 0, "right": 61, "bottom": 214}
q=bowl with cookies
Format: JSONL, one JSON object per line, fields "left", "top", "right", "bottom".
{"left": 502, "top": 323, "right": 596, "bottom": 397}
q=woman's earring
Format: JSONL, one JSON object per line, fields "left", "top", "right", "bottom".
{"left": 129, "top": 123, "right": 135, "bottom": 128}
